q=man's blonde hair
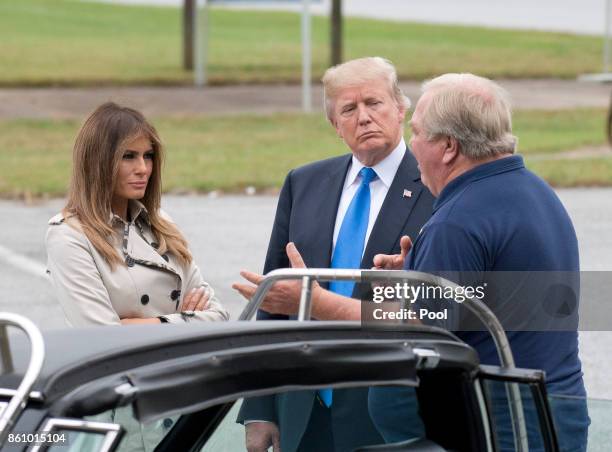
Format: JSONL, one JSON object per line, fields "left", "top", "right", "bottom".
{"left": 322, "top": 57, "right": 410, "bottom": 121}
{"left": 420, "top": 73, "right": 517, "bottom": 159}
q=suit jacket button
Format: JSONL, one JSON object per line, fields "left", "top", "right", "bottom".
{"left": 141, "top": 294, "right": 150, "bottom": 305}
{"left": 162, "top": 254, "right": 169, "bottom": 262}
{"left": 170, "top": 290, "right": 181, "bottom": 301}
{"left": 125, "top": 256, "right": 135, "bottom": 267}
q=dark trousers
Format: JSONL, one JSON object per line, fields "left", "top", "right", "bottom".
{"left": 297, "top": 397, "right": 335, "bottom": 452}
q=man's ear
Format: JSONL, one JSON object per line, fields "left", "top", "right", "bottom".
{"left": 331, "top": 117, "right": 343, "bottom": 138}
{"left": 442, "top": 136, "right": 459, "bottom": 164}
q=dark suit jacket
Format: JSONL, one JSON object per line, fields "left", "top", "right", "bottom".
{"left": 237, "top": 149, "right": 434, "bottom": 452}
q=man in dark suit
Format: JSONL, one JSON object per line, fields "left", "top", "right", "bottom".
{"left": 234, "top": 57, "right": 434, "bottom": 452}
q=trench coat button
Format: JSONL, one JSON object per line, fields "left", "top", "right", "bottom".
{"left": 163, "top": 418, "right": 173, "bottom": 429}
{"left": 141, "top": 294, "right": 150, "bottom": 305}
{"left": 162, "top": 254, "right": 169, "bottom": 262}
{"left": 125, "top": 256, "right": 135, "bottom": 267}
{"left": 170, "top": 290, "right": 181, "bottom": 301}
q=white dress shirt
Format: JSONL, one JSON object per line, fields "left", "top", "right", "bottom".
{"left": 332, "top": 139, "right": 406, "bottom": 258}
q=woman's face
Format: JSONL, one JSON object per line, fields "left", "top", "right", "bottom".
{"left": 113, "top": 135, "right": 154, "bottom": 205}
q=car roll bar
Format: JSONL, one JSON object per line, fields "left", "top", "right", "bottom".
{"left": 0, "top": 313, "right": 45, "bottom": 444}
{"left": 239, "top": 268, "right": 529, "bottom": 452}
{"left": 240, "top": 269, "right": 515, "bottom": 364}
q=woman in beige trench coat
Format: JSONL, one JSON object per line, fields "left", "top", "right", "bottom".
{"left": 45, "top": 102, "right": 229, "bottom": 327}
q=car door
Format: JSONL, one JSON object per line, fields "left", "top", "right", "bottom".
{"left": 31, "top": 323, "right": 484, "bottom": 452}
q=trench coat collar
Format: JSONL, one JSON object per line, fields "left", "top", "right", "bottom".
{"left": 110, "top": 200, "right": 151, "bottom": 226}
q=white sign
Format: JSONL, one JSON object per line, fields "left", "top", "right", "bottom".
{"left": 195, "top": 0, "right": 318, "bottom": 112}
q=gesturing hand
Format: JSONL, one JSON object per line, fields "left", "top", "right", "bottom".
{"left": 232, "top": 242, "right": 319, "bottom": 316}
{"left": 372, "top": 235, "right": 412, "bottom": 270}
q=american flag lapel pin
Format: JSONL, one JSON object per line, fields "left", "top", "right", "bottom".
{"left": 403, "top": 189, "right": 412, "bottom": 198}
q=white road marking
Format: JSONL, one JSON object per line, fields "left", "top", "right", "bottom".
{"left": 0, "top": 244, "right": 49, "bottom": 281}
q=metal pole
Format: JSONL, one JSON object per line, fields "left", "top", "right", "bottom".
{"left": 183, "top": 0, "right": 195, "bottom": 70}
{"left": 242, "top": 269, "right": 515, "bottom": 368}
{"left": 195, "top": 0, "right": 208, "bottom": 87}
{"left": 301, "top": 0, "right": 312, "bottom": 112}
{"left": 297, "top": 276, "right": 313, "bottom": 321}
{"left": 0, "top": 326, "right": 13, "bottom": 374}
{"left": 330, "top": 0, "right": 343, "bottom": 66}
{"left": 606, "top": 0, "right": 611, "bottom": 73}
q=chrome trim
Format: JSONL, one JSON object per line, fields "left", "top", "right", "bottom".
{"left": 507, "top": 382, "right": 529, "bottom": 451}
{"left": 0, "top": 314, "right": 45, "bottom": 444}
{"left": 114, "top": 382, "right": 137, "bottom": 398}
{"left": 413, "top": 347, "right": 440, "bottom": 369}
{"left": 0, "top": 325, "right": 13, "bottom": 373}
{"left": 0, "top": 388, "right": 44, "bottom": 402}
{"left": 242, "top": 269, "right": 512, "bottom": 363}
{"left": 241, "top": 268, "right": 528, "bottom": 452}
{"left": 297, "top": 276, "right": 313, "bottom": 321}
{"left": 30, "top": 418, "right": 122, "bottom": 452}
{"left": 474, "top": 380, "right": 494, "bottom": 452}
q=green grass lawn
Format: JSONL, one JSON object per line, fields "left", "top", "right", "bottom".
{"left": 0, "top": 0, "right": 603, "bottom": 86}
{"left": 514, "top": 109, "right": 607, "bottom": 154}
{"left": 527, "top": 158, "right": 612, "bottom": 186}
{"left": 0, "top": 109, "right": 607, "bottom": 198}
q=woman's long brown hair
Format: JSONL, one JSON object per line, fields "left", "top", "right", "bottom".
{"left": 65, "top": 102, "right": 192, "bottom": 269}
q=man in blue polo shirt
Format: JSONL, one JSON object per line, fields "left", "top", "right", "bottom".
{"left": 242, "top": 73, "right": 589, "bottom": 451}
{"left": 369, "top": 73, "right": 588, "bottom": 451}
{"left": 406, "top": 73, "right": 583, "bottom": 376}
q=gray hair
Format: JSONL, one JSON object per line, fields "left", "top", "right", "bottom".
{"left": 420, "top": 73, "right": 517, "bottom": 159}
{"left": 322, "top": 57, "right": 410, "bottom": 121}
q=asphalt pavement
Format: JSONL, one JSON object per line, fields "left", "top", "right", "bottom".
{"left": 0, "top": 189, "right": 610, "bottom": 401}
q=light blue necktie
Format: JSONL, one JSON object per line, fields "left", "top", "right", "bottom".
{"left": 319, "top": 167, "right": 377, "bottom": 407}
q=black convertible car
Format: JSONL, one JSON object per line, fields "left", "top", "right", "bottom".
{"left": 0, "top": 269, "right": 607, "bottom": 451}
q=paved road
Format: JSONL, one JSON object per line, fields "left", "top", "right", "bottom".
{"left": 112, "top": 0, "right": 608, "bottom": 35}
{"left": 0, "top": 189, "right": 610, "bottom": 400}
{"left": 0, "top": 79, "right": 608, "bottom": 120}
{"left": 327, "top": 0, "right": 607, "bottom": 35}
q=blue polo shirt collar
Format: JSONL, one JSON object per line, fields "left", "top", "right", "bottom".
{"left": 433, "top": 154, "right": 525, "bottom": 212}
